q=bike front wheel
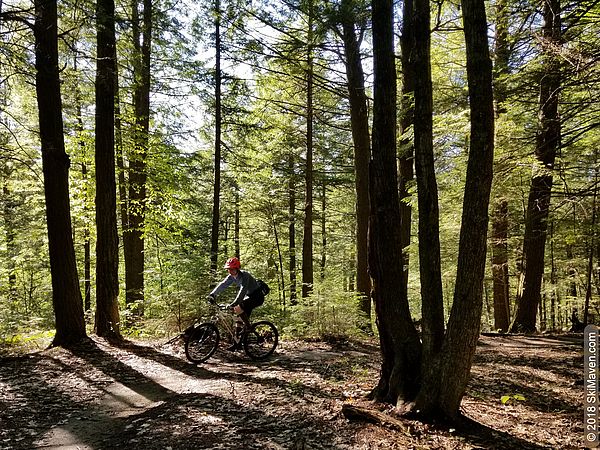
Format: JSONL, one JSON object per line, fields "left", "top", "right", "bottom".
{"left": 185, "top": 323, "right": 220, "bottom": 363}
{"left": 243, "top": 320, "right": 278, "bottom": 360}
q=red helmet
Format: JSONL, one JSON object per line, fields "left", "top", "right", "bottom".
{"left": 224, "top": 257, "right": 241, "bottom": 270}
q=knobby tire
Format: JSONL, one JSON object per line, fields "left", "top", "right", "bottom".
{"left": 185, "top": 323, "right": 220, "bottom": 363}
{"left": 243, "top": 320, "right": 278, "bottom": 360}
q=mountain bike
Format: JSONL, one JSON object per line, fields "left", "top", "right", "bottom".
{"left": 183, "top": 303, "right": 278, "bottom": 363}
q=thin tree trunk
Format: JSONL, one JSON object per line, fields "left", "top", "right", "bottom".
{"left": 369, "top": 0, "right": 422, "bottom": 404}
{"left": 302, "top": 0, "right": 314, "bottom": 298}
{"left": 234, "top": 185, "right": 240, "bottom": 258}
{"left": 413, "top": 0, "right": 445, "bottom": 367}
{"left": 493, "top": 0, "right": 509, "bottom": 115}
{"left": 74, "top": 67, "right": 92, "bottom": 313}
{"left": 415, "top": 0, "right": 495, "bottom": 421}
{"left": 34, "top": 0, "right": 87, "bottom": 345}
{"left": 511, "top": 0, "right": 561, "bottom": 333}
{"left": 94, "top": 0, "right": 121, "bottom": 339}
{"left": 399, "top": 0, "right": 415, "bottom": 296}
{"left": 584, "top": 175, "right": 598, "bottom": 325}
{"left": 289, "top": 154, "right": 297, "bottom": 305}
{"left": 490, "top": 0, "right": 511, "bottom": 332}
{"left": 210, "top": 0, "right": 222, "bottom": 278}
{"left": 339, "top": 0, "right": 371, "bottom": 323}
{"left": 491, "top": 199, "right": 510, "bottom": 331}
{"left": 349, "top": 223, "right": 356, "bottom": 292}
{"left": 320, "top": 180, "right": 326, "bottom": 280}
{"left": 268, "top": 201, "right": 287, "bottom": 307}
{"left": 115, "top": 50, "right": 130, "bottom": 317}
{"left": 2, "top": 181, "right": 17, "bottom": 304}
{"left": 550, "top": 221, "right": 557, "bottom": 330}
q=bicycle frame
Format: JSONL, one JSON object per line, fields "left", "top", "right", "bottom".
{"left": 210, "top": 305, "right": 243, "bottom": 343}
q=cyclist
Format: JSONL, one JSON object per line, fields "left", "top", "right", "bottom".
{"left": 207, "top": 257, "right": 265, "bottom": 350}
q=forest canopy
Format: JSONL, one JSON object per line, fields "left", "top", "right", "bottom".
{"left": 0, "top": 0, "right": 599, "bottom": 344}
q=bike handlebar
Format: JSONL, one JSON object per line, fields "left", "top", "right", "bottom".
{"left": 206, "top": 295, "right": 232, "bottom": 311}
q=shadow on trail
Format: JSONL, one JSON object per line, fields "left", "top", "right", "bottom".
{"left": 0, "top": 351, "right": 114, "bottom": 450}
{"left": 114, "top": 337, "right": 369, "bottom": 401}
{"left": 470, "top": 336, "right": 582, "bottom": 415}
{"left": 97, "top": 391, "right": 341, "bottom": 449}
{"left": 0, "top": 338, "right": 212, "bottom": 450}
{"left": 107, "top": 337, "right": 221, "bottom": 380}
{"left": 454, "top": 415, "right": 552, "bottom": 450}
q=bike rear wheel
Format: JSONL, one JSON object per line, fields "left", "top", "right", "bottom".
{"left": 185, "top": 323, "right": 220, "bottom": 363}
{"left": 243, "top": 320, "right": 278, "bottom": 360}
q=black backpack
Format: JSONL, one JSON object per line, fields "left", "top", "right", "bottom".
{"left": 257, "top": 279, "right": 270, "bottom": 296}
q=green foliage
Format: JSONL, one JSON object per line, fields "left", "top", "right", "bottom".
{"left": 276, "top": 280, "right": 368, "bottom": 341}
{"left": 500, "top": 393, "right": 526, "bottom": 405}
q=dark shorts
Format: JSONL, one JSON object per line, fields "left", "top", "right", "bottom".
{"left": 239, "top": 290, "right": 265, "bottom": 317}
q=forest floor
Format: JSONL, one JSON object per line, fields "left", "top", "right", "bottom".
{"left": 0, "top": 332, "right": 583, "bottom": 449}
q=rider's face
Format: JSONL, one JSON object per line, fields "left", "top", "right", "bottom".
{"left": 227, "top": 268, "right": 239, "bottom": 277}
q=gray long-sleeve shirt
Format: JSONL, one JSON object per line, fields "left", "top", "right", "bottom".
{"left": 209, "top": 270, "right": 260, "bottom": 306}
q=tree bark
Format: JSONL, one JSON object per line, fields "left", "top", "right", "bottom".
{"left": 210, "top": 0, "right": 222, "bottom": 278}
{"left": 491, "top": 199, "right": 510, "bottom": 331}
{"left": 34, "top": 0, "right": 87, "bottom": 346}
{"left": 493, "top": 0, "right": 509, "bottom": 115}
{"left": 95, "top": 0, "right": 122, "bottom": 339}
{"left": 125, "top": 0, "right": 152, "bottom": 318}
{"left": 339, "top": 0, "right": 371, "bottom": 324}
{"left": 302, "top": 0, "right": 314, "bottom": 298}
{"left": 412, "top": 0, "right": 444, "bottom": 367}
{"left": 490, "top": 0, "right": 511, "bottom": 332}
{"left": 2, "top": 179, "right": 17, "bottom": 303}
{"left": 369, "top": 0, "right": 422, "bottom": 404}
{"left": 288, "top": 153, "right": 298, "bottom": 305}
{"left": 74, "top": 73, "right": 92, "bottom": 313}
{"left": 584, "top": 174, "right": 598, "bottom": 325}
{"left": 234, "top": 185, "right": 240, "bottom": 258}
{"left": 511, "top": 0, "right": 561, "bottom": 333}
{"left": 398, "top": 0, "right": 415, "bottom": 297}
{"left": 320, "top": 180, "right": 326, "bottom": 280}
{"left": 415, "top": 0, "right": 495, "bottom": 421}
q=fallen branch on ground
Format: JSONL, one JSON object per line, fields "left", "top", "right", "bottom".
{"left": 341, "top": 404, "right": 411, "bottom": 435}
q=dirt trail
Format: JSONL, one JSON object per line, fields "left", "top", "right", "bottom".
{"left": 0, "top": 335, "right": 583, "bottom": 449}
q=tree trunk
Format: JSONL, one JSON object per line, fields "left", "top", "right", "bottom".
{"left": 234, "top": 185, "right": 240, "bottom": 258}
{"left": 412, "top": 0, "right": 445, "bottom": 366}
{"left": 288, "top": 154, "right": 298, "bottom": 306}
{"left": 115, "top": 52, "right": 131, "bottom": 317}
{"left": 302, "top": 0, "right": 314, "bottom": 298}
{"left": 584, "top": 174, "right": 598, "bottom": 325}
{"left": 493, "top": 0, "right": 509, "bottom": 115}
{"left": 511, "top": 0, "right": 561, "bottom": 333}
{"left": 320, "top": 180, "right": 326, "bottom": 280}
{"left": 94, "top": 0, "right": 121, "bottom": 339}
{"left": 34, "top": 0, "right": 87, "bottom": 346}
{"left": 2, "top": 179, "right": 18, "bottom": 304}
{"left": 210, "top": 0, "right": 222, "bottom": 278}
{"left": 74, "top": 74, "right": 92, "bottom": 313}
{"left": 398, "top": 0, "right": 415, "bottom": 297}
{"left": 415, "top": 0, "right": 495, "bottom": 421}
{"left": 490, "top": 0, "right": 511, "bottom": 332}
{"left": 549, "top": 221, "right": 557, "bottom": 330}
{"left": 340, "top": 0, "right": 371, "bottom": 324}
{"left": 369, "top": 0, "right": 422, "bottom": 404}
{"left": 491, "top": 199, "right": 510, "bottom": 331}
{"left": 125, "top": 0, "right": 152, "bottom": 318}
